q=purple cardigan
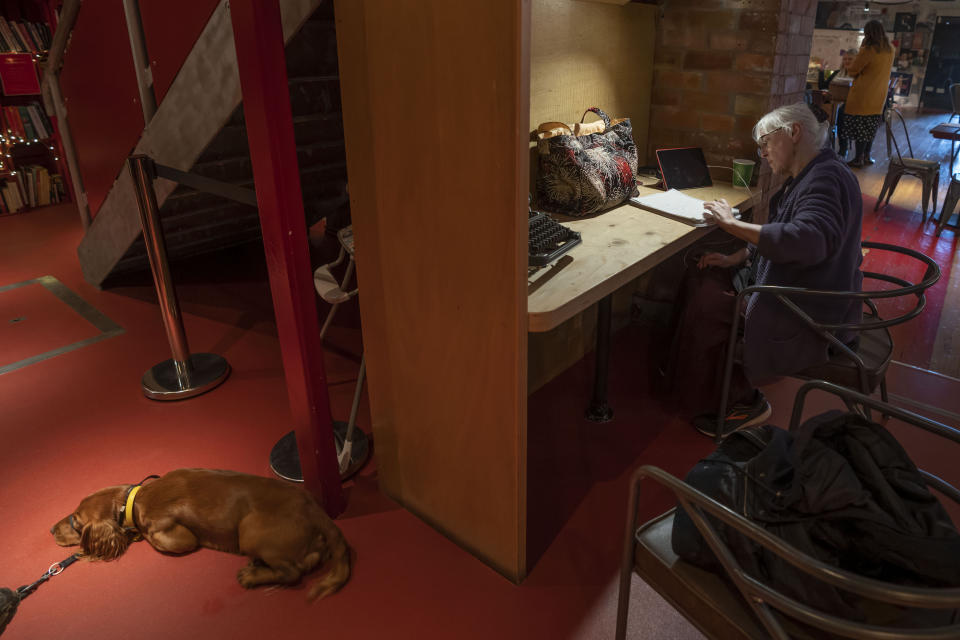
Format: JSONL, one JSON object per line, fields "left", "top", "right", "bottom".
{"left": 743, "top": 148, "right": 863, "bottom": 384}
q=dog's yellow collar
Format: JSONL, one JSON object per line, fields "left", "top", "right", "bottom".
{"left": 123, "top": 484, "right": 144, "bottom": 530}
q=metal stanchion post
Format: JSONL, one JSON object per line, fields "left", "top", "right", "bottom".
{"left": 128, "top": 155, "right": 231, "bottom": 400}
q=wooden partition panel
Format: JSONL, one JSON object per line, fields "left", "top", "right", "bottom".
{"left": 334, "top": 0, "right": 530, "bottom": 580}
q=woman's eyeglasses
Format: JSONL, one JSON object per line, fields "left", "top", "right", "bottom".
{"left": 756, "top": 127, "right": 787, "bottom": 156}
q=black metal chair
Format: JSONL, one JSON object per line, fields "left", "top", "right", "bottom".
{"left": 876, "top": 107, "right": 941, "bottom": 222}
{"left": 949, "top": 83, "right": 959, "bottom": 124}
{"left": 616, "top": 380, "right": 960, "bottom": 640}
{"left": 714, "top": 241, "right": 940, "bottom": 441}
{"left": 937, "top": 173, "right": 960, "bottom": 237}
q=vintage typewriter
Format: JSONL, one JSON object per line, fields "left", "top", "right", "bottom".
{"left": 528, "top": 201, "right": 581, "bottom": 267}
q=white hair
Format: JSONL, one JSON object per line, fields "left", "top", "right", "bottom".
{"left": 752, "top": 103, "right": 829, "bottom": 149}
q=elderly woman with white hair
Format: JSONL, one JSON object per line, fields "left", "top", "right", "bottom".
{"left": 665, "top": 103, "right": 863, "bottom": 437}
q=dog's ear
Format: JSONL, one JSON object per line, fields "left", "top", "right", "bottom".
{"left": 80, "top": 520, "right": 130, "bottom": 561}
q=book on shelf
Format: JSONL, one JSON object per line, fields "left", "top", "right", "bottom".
{"left": 18, "top": 106, "right": 37, "bottom": 140}
{"left": 37, "top": 167, "right": 50, "bottom": 205}
{"left": 1, "top": 177, "right": 24, "bottom": 213}
{"left": 0, "top": 17, "right": 51, "bottom": 53}
{"left": 51, "top": 173, "right": 65, "bottom": 203}
{"left": 5, "top": 165, "right": 59, "bottom": 209}
{"left": 0, "top": 18, "right": 20, "bottom": 53}
{"left": 15, "top": 170, "right": 24, "bottom": 202}
{"left": 2, "top": 103, "right": 53, "bottom": 140}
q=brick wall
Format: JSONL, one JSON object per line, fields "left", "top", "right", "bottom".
{"left": 647, "top": 0, "right": 818, "bottom": 219}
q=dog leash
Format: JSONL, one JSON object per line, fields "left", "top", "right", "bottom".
{"left": 1, "top": 554, "right": 81, "bottom": 635}
{"left": 2, "top": 474, "right": 160, "bottom": 635}
{"left": 15, "top": 554, "right": 81, "bottom": 600}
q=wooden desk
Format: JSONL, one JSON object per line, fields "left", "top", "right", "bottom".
{"left": 931, "top": 122, "right": 960, "bottom": 177}
{"left": 528, "top": 182, "right": 754, "bottom": 331}
{"left": 527, "top": 181, "right": 754, "bottom": 419}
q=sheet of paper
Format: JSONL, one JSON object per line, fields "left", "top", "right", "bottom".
{"left": 629, "top": 189, "right": 708, "bottom": 224}
{"left": 628, "top": 189, "right": 741, "bottom": 227}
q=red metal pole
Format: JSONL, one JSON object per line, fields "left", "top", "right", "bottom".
{"left": 229, "top": 0, "right": 343, "bottom": 515}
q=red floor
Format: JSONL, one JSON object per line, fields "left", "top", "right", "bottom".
{"left": 861, "top": 194, "right": 957, "bottom": 371}
{"left": 1, "top": 200, "right": 958, "bottom": 640}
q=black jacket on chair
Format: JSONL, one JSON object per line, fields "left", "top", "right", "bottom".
{"left": 672, "top": 412, "right": 960, "bottom": 625}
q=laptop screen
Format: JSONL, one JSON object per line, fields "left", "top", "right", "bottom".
{"left": 655, "top": 147, "right": 713, "bottom": 190}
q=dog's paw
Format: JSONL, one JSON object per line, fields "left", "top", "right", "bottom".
{"left": 237, "top": 565, "right": 259, "bottom": 588}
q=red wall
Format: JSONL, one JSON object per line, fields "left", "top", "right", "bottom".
{"left": 139, "top": 0, "right": 220, "bottom": 104}
{"left": 58, "top": 2, "right": 143, "bottom": 218}
{"left": 58, "top": 0, "right": 220, "bottom": 218}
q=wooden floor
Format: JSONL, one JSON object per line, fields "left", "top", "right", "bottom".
{"left": 852, "top": 107, "right": 960, "bottom": 378}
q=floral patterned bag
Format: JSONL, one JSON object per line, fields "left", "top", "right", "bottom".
{"left": 535, "top": 107, "right": 639, "bottom": 216}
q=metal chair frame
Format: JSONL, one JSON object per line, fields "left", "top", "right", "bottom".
{"left": 876, "top": 107, "right": 941, "bottom": 221}
{"left": 714, "top": 241, "right": 940, "bottom": 442}
{"left": 937, "top": 174, "right": 960, "bottom": 237}
{"left": 315, "top": 226, "right": 359, "bottom": 341}
{"left": 616, "top": 380, "right": 960, "bottom": 640}
{"left": 949, "top": 83, "right": 959, "bottom": 124}
{"left": 314, "top": 225, "right": 364, "bottom": 475}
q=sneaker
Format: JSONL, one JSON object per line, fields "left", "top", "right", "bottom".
{"left": 692, "top": 391, "right": 772, "bottom": 438}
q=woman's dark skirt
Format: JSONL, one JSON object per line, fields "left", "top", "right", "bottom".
{"left": 838, "top": 113, "right": 883, "bottom": 144}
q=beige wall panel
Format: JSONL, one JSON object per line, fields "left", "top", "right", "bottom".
{"left": 525, "top": 1, "right": 657, "bottom": 395}
{"left": 530, "top": 0, "right": 656, "bottom": 164}
{"left": 335, "top": 0, "right": 530, "bottom": 580}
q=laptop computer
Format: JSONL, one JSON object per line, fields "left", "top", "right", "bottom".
{"left": 655, "top": 147, "right": 712, "bottom": 190}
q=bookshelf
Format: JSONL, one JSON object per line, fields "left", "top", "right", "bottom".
{"left": 0, "top": 2, "right": 68, "bottom": 216}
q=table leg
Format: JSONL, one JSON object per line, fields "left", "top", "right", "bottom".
{"left": 585, "top": 294, "right": 614, "bottom": 423}
{"left": 951, "top": 139, "right": 957, "bottom": 177}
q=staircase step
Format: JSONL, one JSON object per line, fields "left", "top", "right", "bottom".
{"left": 285, "top": 18, "right": 338, "bottom": 78}
{"left": 114, "top": 226, "right": 264, "bottom": 276}
{"left": 289, "top": 77, "right": 342, "bottom": 117}
{"left": 191, "top": 141, "right": 346, "bottom": 184}
{"left": 197, "top": 113, "right": 343, "bottom": 163}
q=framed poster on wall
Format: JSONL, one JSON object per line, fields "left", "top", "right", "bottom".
{"left": 891, "top": 71, "right": 913, "bottom": 96}
{"left": 894, "top": 13, "right": 917, "bottom": 32}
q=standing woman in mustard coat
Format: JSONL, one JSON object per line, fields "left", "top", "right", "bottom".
{"left": 839, "top": 20, "right": 896, "bottom": 168}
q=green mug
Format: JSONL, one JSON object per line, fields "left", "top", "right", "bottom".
{"left": 732, "top": 159, "right": 756, "bottom": 187}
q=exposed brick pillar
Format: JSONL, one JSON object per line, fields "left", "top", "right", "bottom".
{"left": 648, "top": 0, "right": 817, "bottom": 221}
